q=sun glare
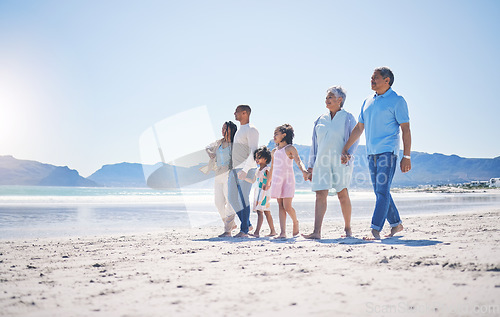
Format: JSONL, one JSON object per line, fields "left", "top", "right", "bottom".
{"left": 0, "top": 59, "right": 49, "bottom": 154}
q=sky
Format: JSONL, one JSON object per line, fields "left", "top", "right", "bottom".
{"left": 1, "top": 0, "right": 499, "bottom": 177}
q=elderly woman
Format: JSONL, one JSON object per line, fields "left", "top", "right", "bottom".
{"left": 302, "top": 86, "right": 359, "bottom": 239}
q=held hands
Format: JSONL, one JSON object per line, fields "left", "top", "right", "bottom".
{"left": 238, "top": 170, "right": 247, "bottom": 180}
{"left": 263, "top": 182, "right": 271, "bottom": 191}
{"left": 302, "top": 170, "right": 310, "bottom": 181}
{"left": 341, "top": 149, "right": 351, "bottom": 165}
{"left": 305, "top": 168, "right": 313, "bottom": 181}
{"left": 401, "top": 157, "right": 412, "bottom": 173}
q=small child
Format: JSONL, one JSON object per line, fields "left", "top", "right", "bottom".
{"left": 264, "top": 124, "right": 309, "bottom": 239}
{"left": 251, "top": 146, "right": 277, "bottom": 237}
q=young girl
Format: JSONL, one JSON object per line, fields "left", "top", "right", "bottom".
{"left": 251, "top": 146, "right": 277, "bottom": 238}
{"left": 264, "top": 124, "right": 309, "bottom": 239}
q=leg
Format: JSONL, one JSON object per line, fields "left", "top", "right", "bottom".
{"left": 385, "top": 195, "right": 403, "bottom": 237}
{"left": 214, "top": 176, "right": 233, "bottom": 237}
{"left": 276, "top": 198, "right": 287, "bottom": 238}
{"left": 214, "top": 178, "right": 226, "bottom": 223}
{"left": 228, "top": 169, "right": 254, "bottom": 236}
{"left": 283, "top": 198, "right": 299, "bottom": 236}
{"left": 252, "top": 211, "right": 264, "bottom": 237}
{"left": 221, "top": 173, "right": 237, "bottom": 233}
{"left": 364, "top": 154, "right": 382, "bottom": 240}
{"left": 337, "top": 188, "right": 352, "bottom": 237}
{"left": 264, "top": 210, "right": 277, "bottom": 236}
{"left": 364, "top": 153, "right": 397, "bottom": 240}
{"left": 302, "top": 190, "right": 328, "bottom": 239}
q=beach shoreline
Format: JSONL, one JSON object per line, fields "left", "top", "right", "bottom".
{"left": 1, "top": 189, "right": 499, "bottom": 240}
{"left": 1, "top": 209, "right": 499, "bottom": 316}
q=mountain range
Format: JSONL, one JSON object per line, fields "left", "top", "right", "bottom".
{"left": 0, "top": 155, "right": 98, "bottom": 187}
{"left": 1, "top": 144, "right": 499, "bottom": 188}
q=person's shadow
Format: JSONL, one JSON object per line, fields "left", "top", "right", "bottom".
{"left": 192, "top": 236, "right": 277, "bottom": 243}
{"left": 193, "top": 235, "right": 443, "bottom": 247}
{"left": 314, "top": 237, "right": 370, "bottom": 245}
{"left": 379, "top": 236, "right": 443, "bottom": 247}
{"left": 314, "top": 235, "right": 442, "bottom": 247}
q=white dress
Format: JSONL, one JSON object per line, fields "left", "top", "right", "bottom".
{"left": 253, "top": 166, "right": 271, "bottom": 212}
{"left": 311, "top": 110, "right": 354, "bottom": 193}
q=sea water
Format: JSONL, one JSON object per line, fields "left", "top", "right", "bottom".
{"left": 0, "top": 186, "right": 499, "bottom": 239}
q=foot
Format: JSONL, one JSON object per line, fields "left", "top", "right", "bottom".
{"left": 218, "top": 232, "right": 232, "bottom": 238}
{"left": 274, "top": 234, "right": 287, "bottom": 239}
{"left": 250, "top": 232, "right": 260, "bottom": 238}
{"left": 363, "top": 229, "right": 381, "bottom": 240}
{"left": 234, "top": 232, "right": 249, "bottom": 238}
{"left": 385, "top": 224, "right": 404, "bottom": 237}
{"left": 341, "top": 228, "right": 352, "bottom": 238}
{"left": 292, "top": 220, "right": 299, "bottom": 237}
{"left": 249, "top": 226, "right": 254, "bottom": 232}
{"left": 302, "top": 232, "right": 321, "bottom": 240}
{"left": 266, "top": 232, "right": 277, "bottom": 237}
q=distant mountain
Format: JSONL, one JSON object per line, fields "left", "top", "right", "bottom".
{"left": 1, "top": 146, "right": 499, "bottom": 188}
{"left": 266, "top": 141, "right": 500, "bottom": 188}
{"left": 88, "top": 162, "right": 147, "bottom": 187}
{"left": 0, "top": 155, "right": 98, "bottom": 187}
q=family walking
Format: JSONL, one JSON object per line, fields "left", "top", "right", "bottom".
{"left": 205, "top": 66, "right": 412, "bottom": 240}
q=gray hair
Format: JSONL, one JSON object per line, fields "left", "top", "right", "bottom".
{"left": 326, "top": 85, "right": 347, "bottom": 108}
{"left": 375, "top": 66, "right": 394, "bottom": 86}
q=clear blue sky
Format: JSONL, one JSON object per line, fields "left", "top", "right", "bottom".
{"left": 1, "top": 0, "right": 499, "bottom": 177}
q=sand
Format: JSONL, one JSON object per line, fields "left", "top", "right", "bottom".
{"left": 1, "top": 209, "right": 499, "bottom": 317}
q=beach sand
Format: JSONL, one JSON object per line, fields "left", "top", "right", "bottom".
{"left": 1, "top": 210, "right": 499, "bottom": 316}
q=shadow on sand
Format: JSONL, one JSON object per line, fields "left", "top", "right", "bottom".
{"left": 193, "top": 235, "right": 443, "bottom": 247}
{"left": 379, "top": 236, "right": 443, "bottom": 247}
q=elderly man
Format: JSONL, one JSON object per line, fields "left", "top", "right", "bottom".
{"left": 342, "top": 67, "right": 412, "bottom": 240}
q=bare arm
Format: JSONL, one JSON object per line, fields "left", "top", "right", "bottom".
{"left": 238, "top": 128, "right": 259, "bottom": 180}
{"left": 400, "top": 122, "right": 412, "bottom": 173}
{"left": 263, "top": 149, "right": 275, "bottom": 190}
{"left": 341, "top": 122, "right": 364, "bottom": 164}
{"left": 287, "top": 146, "right": 309, "bottom": 180}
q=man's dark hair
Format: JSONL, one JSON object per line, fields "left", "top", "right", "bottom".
{"left": 375, "top": 66, "right": 394, "bottom": 86}
{"left": 237, "top": 104, "right": 251, "bottom": 115}
{"left": 254, "top": 146, "right": 272, "bottom": 164}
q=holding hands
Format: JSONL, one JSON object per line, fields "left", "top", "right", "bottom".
{"left": 341, "top": 149, "right": 351, "bottom": 165}
{"left": 302, "top": 170, "right": 310, "bottom": 181}
{"left": 305, "top": 168, "right": 312, "bottom": 181}
{"left": 263, "top": 182, "right": 271, "bottom": 191}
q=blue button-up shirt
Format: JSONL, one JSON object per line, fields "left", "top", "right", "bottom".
{"left": 358, "top": 88, "right": 409, "bottom": 155}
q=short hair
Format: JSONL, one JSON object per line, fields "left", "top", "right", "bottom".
{"left": 375, "top": 66, "right": 394, "bottom": 86}
{"left": 254, "top": 146, "right": 272, "bottom": 164}
{"left": 326, "top": 85, "right": 347, "bottom": 108}
{"left": 275, "top": 123, "right": 294, "bottom": 145}
{"left": 237, "top": 105, "right": 251, "bottom": 115}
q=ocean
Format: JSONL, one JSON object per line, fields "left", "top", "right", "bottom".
{"left": 1, "top": 186, "right": 499, "bottom": 239}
